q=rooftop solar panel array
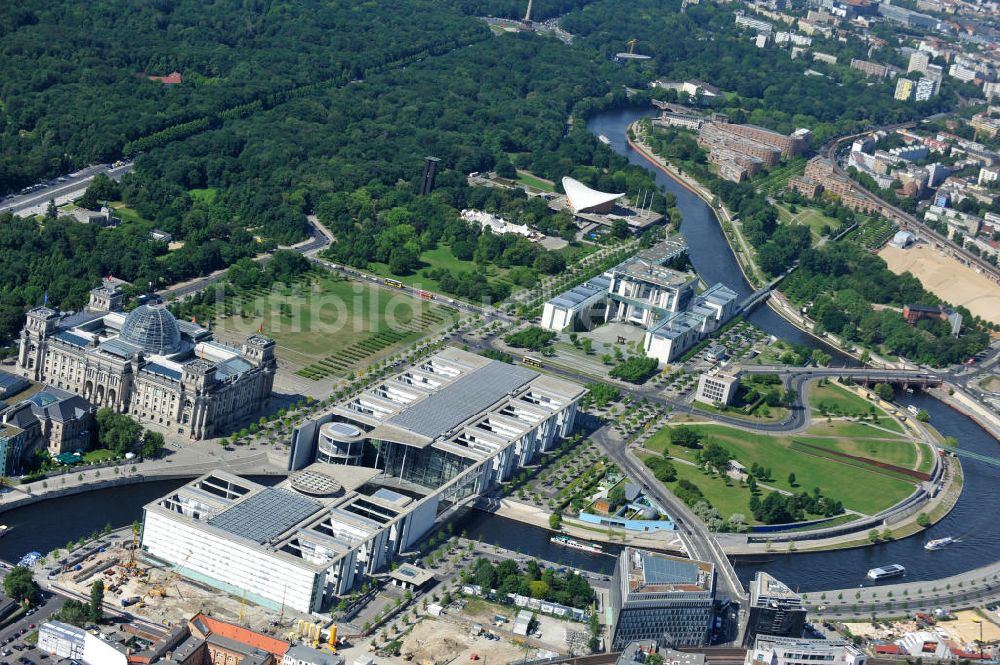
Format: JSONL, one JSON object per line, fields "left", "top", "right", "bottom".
{"left": 207, "top": 488, "right": 322, "bottom": 544}
{"left": 386, "top": 361, "right": 538, "bottom": 439}
{"left": 642, "top": 552, "right": 699, "bottom": 585}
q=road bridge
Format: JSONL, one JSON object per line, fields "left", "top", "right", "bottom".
{"left": 733, "top": 366, "right": 944, "bottom": 390}
{"left": 532, "top": 647, "right": 749, "bottom": 665}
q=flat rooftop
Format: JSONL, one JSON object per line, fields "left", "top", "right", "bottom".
{"left": 749, "top": 572, "right": 801, "bottom": 605}
{"left": 382, "top": 361, "right": 538, "bottom": 442}
{"left": 648, "top": 311, "right": 704, "bottom": 340}
{"left": 548, "top": 275, "right": 612, "bottom": 310}
{"left": 636, "top": 237, "right": 689, "bottom": 264}
{"left": 389, "top": 563, "right": 435, "bottom": 586}
{"left": 617, "top": 259, "right": 696, "bottom": 290}
{"left": 623, "top": 547, "right": 714, "bottom": 595}
{"left": 207, "top": 487, "right": 323, "bottom": 545}
{"left": 283, "top": 463, "right": 380, "bottom": 496}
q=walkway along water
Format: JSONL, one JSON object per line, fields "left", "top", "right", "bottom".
{"left": 584, "top": 107, "right": 1000, "bottom": 591}
{"left": 0, "top": 109, "right": 996, "bottom": 596}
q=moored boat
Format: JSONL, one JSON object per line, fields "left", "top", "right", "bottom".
{"left": 550, "top": 534, "right": 603, "bottom": 554}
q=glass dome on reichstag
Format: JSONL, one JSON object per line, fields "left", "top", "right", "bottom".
{"left": 119, "top": 305, "right": 183, "bottom": 355}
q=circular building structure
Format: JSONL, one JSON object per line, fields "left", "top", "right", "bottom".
{"left": 288, "top": 467, "right": 344, "bottom": 498}
{"left": 119, "top": 305, "right": 183, "bottom": 355}
{"left": 317, "top": 421, "right": 366, "bottom": 465}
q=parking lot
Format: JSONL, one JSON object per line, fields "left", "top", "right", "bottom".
{"left": 0, "top": 590, "right": 65, "bottom": 665}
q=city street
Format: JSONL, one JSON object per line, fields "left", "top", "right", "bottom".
{"left": 0, "top": 590, "right": 65, "bottom": 664}
{"left": 3, "top": 162, "right": 134, "bottom": 217}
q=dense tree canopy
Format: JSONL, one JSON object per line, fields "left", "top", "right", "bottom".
{"left": 782, "top": 243, "right": 988, "bottom": 365}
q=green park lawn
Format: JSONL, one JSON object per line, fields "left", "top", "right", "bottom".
{"left": 516, "top": 171, "right": 555, "bottom": 192}
{"left": 666, "top": 457, "right": 758, "bottom": 523}
{"left": 806, "top": 416, "right": 904, "bottom": 437}
{"left": 213, "top": 272, "right": 456, "bottom": 372}
{"left": 368, "top": 245, "right": 516, "bottom": 296}
{"left": 809, "top": 380, "right": 878, "bottom": 414}
{"left": 792, "top": 436, "right": 921, "bottom": 471}
{"left": 645, "top": 423, "right": 918, "bottom": 515}
{"left": 640, "top": 451, "right": 761, "bottom": 523}
{"left": 188, "top": 187, "right": 218, "bottom": 204}
{"left": 775, "top": 203, "right": 840, "bottom": 243}
{"left": 82, "top": 449, "right": 117, "bottom": 463}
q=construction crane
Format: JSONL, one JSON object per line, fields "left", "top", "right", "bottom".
{"left": 146, "top": 551, "right": 192, "bottom": 600}
{"left": 123, "top": 524, "right": 140, "bottom": 573}
{"left": 626, "top": 38, "right": 638, "bottom": 54}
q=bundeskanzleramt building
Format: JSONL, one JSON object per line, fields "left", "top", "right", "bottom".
{"left": 541, "top": 238, "right": 739, "bottom": 364}
{"left": 610, "top": 547, "right": 716, "bottom": 649}
{"left": 16, "top": 282, "right": 275, "bottom": 439}
{"left": 142, "top": 348, "right": 585, "bottom": 613}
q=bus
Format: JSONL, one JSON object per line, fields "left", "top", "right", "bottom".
{"left": 383, "top": 278, "right": 404, "bottom": 289}
{"left": 418, "top": 290, "right": 433, "bottom": 301}
{"left": 522, "top": 356, "right": 543, "bottom": 368}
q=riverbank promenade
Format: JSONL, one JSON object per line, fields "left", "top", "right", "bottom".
{"left": 806, "top": 558, "right": 1000, "bottom": 620}
{"left": 0, "top": 440, "right": 288, "bottom": 509}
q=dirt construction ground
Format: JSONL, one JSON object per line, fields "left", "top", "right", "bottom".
{"left": 56, "top": 550, "right": 313, "bottom": 635}
{"left": 879, "top": 244, "right": 1000, "bottom": 324}
{"left": 941, "top": 610, "right": 1000, "bottom": 644}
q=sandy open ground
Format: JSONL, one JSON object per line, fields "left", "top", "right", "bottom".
{"left": 941, "top": 609, "right": 1000, "bottom": 644}
{"left": 879, "top": 244, "right": 1000, "bottom": 324}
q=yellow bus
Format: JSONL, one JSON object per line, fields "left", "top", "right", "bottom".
{"left": 383, "top": 278, "right": 404, "bottom": 289}
{"left": 522, "top": 356, "right": 543, "bottom": 368}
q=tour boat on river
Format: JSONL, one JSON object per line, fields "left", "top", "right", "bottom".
{"left": 550, "top": 535, "right": 603, "bottom": 554}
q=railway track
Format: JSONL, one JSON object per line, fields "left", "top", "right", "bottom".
{"left": 539, "top": 647, "right": 748, "bottom": 665}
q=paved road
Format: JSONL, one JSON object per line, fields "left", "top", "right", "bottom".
{"left": 0, "top": 586, "right": 65, "bottom": 664}
{"left": 594, "top": 422, "right": 746, "bottom": 604}
{"left": 3, "top": 162, "right": 134, "bottom": 217}
{"left": 826, "top": 128, "right": 1000, "bottom": 283}
{"left": 159, "top": 217, "right": 334, "bottom": 302}
{"left": 310, "top": 256, "right": 513, "bottom": 322}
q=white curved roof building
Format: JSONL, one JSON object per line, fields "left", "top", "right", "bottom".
{"left": 562, "top": 176, "right": 625, "bottom": 214}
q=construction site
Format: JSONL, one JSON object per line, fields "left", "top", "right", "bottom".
{"left": 49, "top": 526, "right": 322, "bottom": 639}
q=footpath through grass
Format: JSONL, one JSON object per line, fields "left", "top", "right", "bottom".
{"left": 368, "top": 245, "right": 516, "bottom": 297}
{"left": 212, "top": 271, "right": 457, "bottom": 379}
{"left": 645, "top": 423, "right": 918, "bottom": 516}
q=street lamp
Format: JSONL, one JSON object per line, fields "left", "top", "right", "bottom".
{"left": 973, "top": 618, "right": 984, "bottom": 660}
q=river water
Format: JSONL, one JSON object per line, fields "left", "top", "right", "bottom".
{"left": 586, "top": 108, "right": 854, "bottom": 365}
{"left": 0, "top": 108, "right": 995, "bottom": 594}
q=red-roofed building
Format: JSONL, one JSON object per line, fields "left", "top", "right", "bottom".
{"left": 148, "top": 71, "right": 183, "bottom": 85}
{"left": 873, "top": 644, "right": 901, "bottom": 655}
{"left": 188, "top": 613, "right": 290, "bottom": 664}
{"left": 951, "top": 649, "right": 989, "bottom": 660}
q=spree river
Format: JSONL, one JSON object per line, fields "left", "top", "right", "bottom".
{"left": 586, "top": 108, "right": 855, "bottom": 364}
{"left": 0, "top": 108, "right": 996, "bottom": 594}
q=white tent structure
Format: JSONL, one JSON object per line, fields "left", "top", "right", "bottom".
{"left": 562, "top": 176, "right": 625, "bottom": 214}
